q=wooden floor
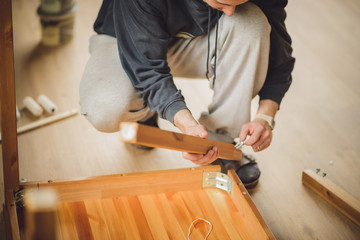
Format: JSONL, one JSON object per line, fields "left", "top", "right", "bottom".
{"left": 1, "top": 0, "right": 360, "bottom": 239}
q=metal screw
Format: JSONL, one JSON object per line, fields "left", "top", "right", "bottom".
{"left": 316, "top": 168, "right": 320, "bottom": 174}
{"left": 322, "top": 172, "right": 327, "bottom": 178}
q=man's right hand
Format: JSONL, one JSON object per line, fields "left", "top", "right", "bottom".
{"left": 174, "top": 109, "right": 219, "bottom": 165}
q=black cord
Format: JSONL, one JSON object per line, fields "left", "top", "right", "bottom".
{"left": 205, "top": 8, "right": 220, "bottom": 84}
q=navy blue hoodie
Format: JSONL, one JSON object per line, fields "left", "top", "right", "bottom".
{"left": 94, "top": 0, "right": 295, "bottom": 123}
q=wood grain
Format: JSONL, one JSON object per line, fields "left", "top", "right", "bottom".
{"left": 1, "top": 0, "right": 20, "bottom": 238}
{"left": 5, "top": 190, "right": 20, "bottom": 240}
{"left": 53, "top": 188, "right": 272, "bottom": 239}
{"left": 1, "top": 0, "right": 19, "bottom": 192}
{"left": 16, "top": 166, "right": 274, "bottom": 239}
{"left": 119, "top": 122, "right": 243, "bottom": 161}
{"left": 21, "top": 166, "right": 220, "bottom": 202}
{"left": 228, "top": 169, "right": 275, "bottom": 239}
{"left": 302, "top": 169, "right": 360, "bottom": 226}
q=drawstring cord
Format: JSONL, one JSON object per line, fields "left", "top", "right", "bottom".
{"left": 205, "top": 8, "right": 220, "bottom": 84}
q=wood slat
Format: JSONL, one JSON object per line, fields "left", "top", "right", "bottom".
{"left": 190, "top": 190, "right": 231, "bottom": 239}
{"left": 5, "top": 190, "right": 20, "bottom": 240}
{"left": 67, "top": 201, "right": 94, "bottom": 240}
{"left": 21, "top": 166, "right": 220, "bottom": 202}
{"left": 113, "top": 198, "right": 143, "bottom": 240}
{"left": 206, "top": 189, "right": 245, "bottom": 239}
{"left": 302, "top": 169, "right": 360, "bottom": 226}
{"left": 100, "top": 198, "right": 128, "bottom": 239}
{"left": 54, "top": 211, "right": 63, "bottom": 240}
{"left": 154, "top": 194, "right": 187, "bottom": 239}
{"left": 164, "top": 191, "right": 201, "bottom": 238}
{"left": 119, "top": 122, "right": 243, "bottom": 161}
{"left": 138, "top": 195, "right": 173, "bottom": 239}
{"left": 57, "top": 202, "right": 79, "bottom": 240}
{"left": 228, "top": 170, "right": 275, "bottom": 240}
{"left": 55, "top": 189, "right": 272, "bottom": 239}
{"left": 179, "top": 190, "right": 225, "bottom": 239}
{"left": 1, "top": 0, "right": 19, "bottom": 191}
{"left": 83, "top": 200, "right": 111, "bottom": 240}
{"left": 126, "top": 196, "right": 154, "bottom": 239}
{"left": 1, "top": 1, "right": 20, "bottom": 238}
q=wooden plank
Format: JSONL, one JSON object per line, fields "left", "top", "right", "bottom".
{"left": 206, "top": 189, "right": 247, "bottom": 239}
{"left": 302, "top": 169, "right": 360, "bottom": 226}
{"left": 127, "top": 196, "right": 154, "bottom": 239}
{"left": 113, "top": 198, "right": 143, "bottom": 240}
{"left": 137, "top": 195, "right": 172, "bottom": 239}
{"left": 155, "top": 194, "right": 188, "bottom": 239}
{"left": 1, "top": 1, "right": 20, "bottom": 237}
{"left": 24, "top": 189, "right": 58, "bottom": 240}
{"left": 180, "top": 190, "right": 228, "bottom": 239}
{"left": 67, "top": 201, "right": 94, "bottom": 239}
{"left": 164, "top": 191, "right": 201, "bottom": 238}
{"left": 5, "top": 190, "right": 20, "bottom": 240}
{"left": 119, "top": 122, "right": 243, "bottom": 161}
{"left": 21, "top": 166, "right": 220, "bottom": 202}
{"left": 1, "top": 0, "right": 19, "bottom": 191}
{"left": 228, "top": 170, "right": 275, "bottom": 239}
{"left": 190, "top": 190, "right": 231, "bottom": 239}
{"left": 83, "top": 200, "right": 111, "bottom": 240}
{"left": 100, "top": 198, "right": 129, "bottom": 239}
{"left": 57, "top": 202, "right": 79, "bottom": 240}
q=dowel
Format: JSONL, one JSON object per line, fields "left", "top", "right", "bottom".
{"left": 16, "top": 106, "right": 21, "bottom": 119}
{"left": 0, "top": 109, "right": 78, "bottom": 142}
{"left": 23, "top": 96, "right": 43, "bottom": 117}
{"left": 18, "top": 109, "right": 78, "bottom": 134}
{"left": 37, "top": 94, "right": 57, "bottom": 114}
{"left": 302, "top": 169, "right": 360, "bottom": 226}
{"left": 119, "top": 122, "right": 243, "bottom": 161}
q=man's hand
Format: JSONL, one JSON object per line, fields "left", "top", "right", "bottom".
{"left": 174, "top": 109, "right": 218, "bottom": 165}
{"left": 239, "top": 119, "right": 272, "bottom": 152}
{"left": 240, "top": 99, "right": 278, "bottom": 152}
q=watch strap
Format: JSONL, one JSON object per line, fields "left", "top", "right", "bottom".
{"left": 254, "top": 113, "right": 275, "bottom": 130}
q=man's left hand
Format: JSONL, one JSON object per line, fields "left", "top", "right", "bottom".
{"left": 239, "top": 118, "right": 273, "bottom": 152}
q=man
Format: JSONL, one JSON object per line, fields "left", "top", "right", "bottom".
{"left": 79, "top": 0, "right": 295, "bottom": 188}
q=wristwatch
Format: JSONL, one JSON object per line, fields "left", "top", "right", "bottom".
{"left": 254, "top": 113, "right": 275, "bottom": 130}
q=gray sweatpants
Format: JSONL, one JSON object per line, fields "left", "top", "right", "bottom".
{"left": 79, "top": 2, "right": 270, "bottom": 143}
